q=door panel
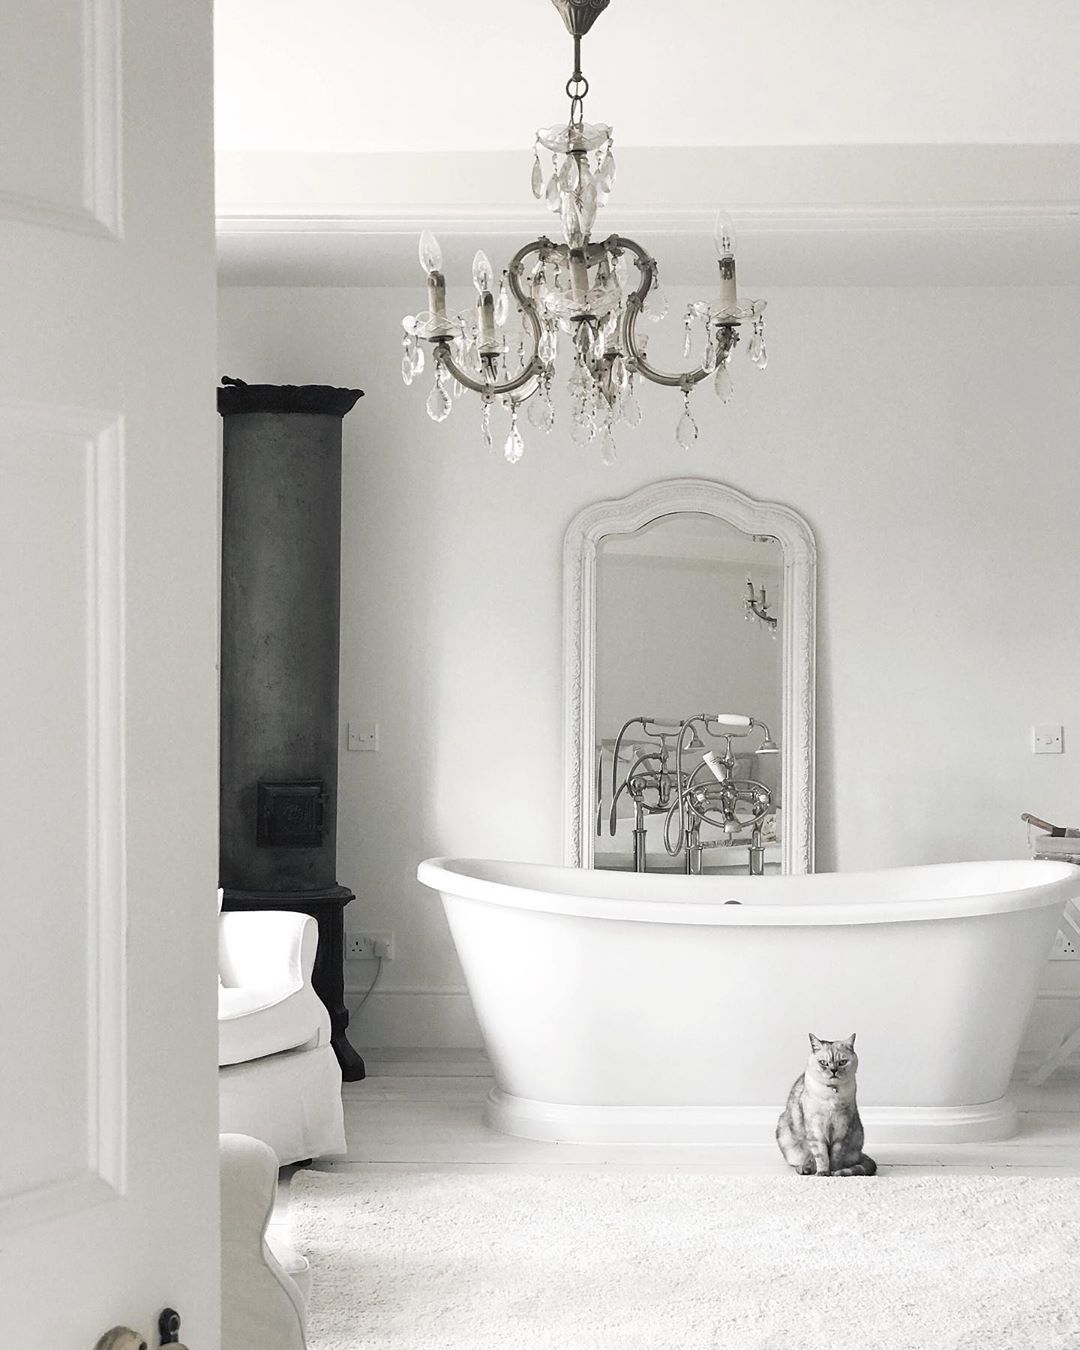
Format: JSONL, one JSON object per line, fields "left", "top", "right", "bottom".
{"left": 0, "top": 406, "right": 124, "bottom": 1229}
{"left": 0, "top": 0, "right": 120, "bottom": 235}
{"left": 0, "top": 2, "right": 219, "bottom": 1345}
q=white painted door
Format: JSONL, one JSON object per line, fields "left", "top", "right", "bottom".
{"left": 0, "top": 2, "right": 220, "bottom": 1346}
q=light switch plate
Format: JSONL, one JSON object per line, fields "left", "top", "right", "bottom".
{"left": 1032, "top": 724, "right": 1064, "bottom": 755}
{"left": 347, "top": 721, "right": 379, "bottom": 752}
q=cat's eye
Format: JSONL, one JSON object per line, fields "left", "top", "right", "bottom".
{"left": 818, "top": 1059, "right": 827, "bottom": 1067}
{"left": 838, "top": 1059, "right": 848, "bottom": 1067}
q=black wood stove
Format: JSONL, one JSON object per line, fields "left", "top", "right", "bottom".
{"left": 218, "top": 378, "right": 366, "bottom": 1080}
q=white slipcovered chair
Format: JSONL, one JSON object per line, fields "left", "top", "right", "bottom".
{"left": 221, "top": 1132, "right": 310, "bottom": 1350}
{"left": 219, "top": 903, "right": 346, "bottom": 1165}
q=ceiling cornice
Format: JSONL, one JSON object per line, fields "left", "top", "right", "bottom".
{"left": 217, "top": 202, "right": 1080, "bottom": 235}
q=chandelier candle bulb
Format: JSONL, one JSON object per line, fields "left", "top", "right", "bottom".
{"left": 419, "top": 229, "right": 443, "bottom": 275}
{"left": 472, "top": 250, "right": 495, "bottom": 295}
{"left": 715, "top": 214, "right": 738, "bottom": 306}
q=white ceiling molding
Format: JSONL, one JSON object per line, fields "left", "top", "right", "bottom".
{"left": 216, "top": 145, "right": 1080, "bottom": 288}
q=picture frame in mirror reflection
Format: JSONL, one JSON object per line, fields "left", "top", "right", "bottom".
{"left": 562, "top": 479, "right": 816, "bottom": 875}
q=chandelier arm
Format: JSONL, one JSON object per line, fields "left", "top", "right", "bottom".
{"left": 424, "top": 238, "right": 554, "bottom": 403}
{"left": 433, "top": 342, "right": 546, "bottom": 401}
{"left": 505, "top": 239, "right": 550, "bottom": 350}
{"left": 624, "top": 302, "right": 710, "bottom": 391}
{"left": 614, "top": 234, "right": 711, "bottom": 390}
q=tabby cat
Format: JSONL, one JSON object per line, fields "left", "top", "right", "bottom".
{"left": 776, "top": 1033, "right": 877, "bottom": 1177}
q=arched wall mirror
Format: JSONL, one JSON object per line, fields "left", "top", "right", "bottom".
{"left": 563, "top": 478, "right": 816, "bottom": 875}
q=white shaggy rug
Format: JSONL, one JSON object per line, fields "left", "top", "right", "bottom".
{"left": 289, "top": 1170, "right": 1080, "bottom": 1350}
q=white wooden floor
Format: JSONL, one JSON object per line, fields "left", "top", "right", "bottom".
{"left": 313, "top": 1050, "right": 1080, "bottom": 1177}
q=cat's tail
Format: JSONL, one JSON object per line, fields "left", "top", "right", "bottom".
{"left": 834, "top": 1154, "right": 877, "bottom": 1177}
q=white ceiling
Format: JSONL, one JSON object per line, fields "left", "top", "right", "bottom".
{"left": 215, "top": 0, "right": 1080, "bottom": 152}
{"left": 213, "top": 1, "right": 1080, "bottom": 287}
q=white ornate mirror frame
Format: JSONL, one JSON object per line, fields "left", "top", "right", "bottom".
{"left": 563, "top": 477, "right": 817, "bottom": 873}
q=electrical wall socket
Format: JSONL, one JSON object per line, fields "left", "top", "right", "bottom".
{"left": 1050, "top": 930, "right": 1079, "bottom": 960}
{"left": 347, "top": 931, "right": 394, "bottom": 961}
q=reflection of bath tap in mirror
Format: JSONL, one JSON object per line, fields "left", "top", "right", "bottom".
{"left": 564, "top": 479, "right": 817, "bottom": 873}
{"left": 599, "top": 713, "right": 779, "bottom": 874}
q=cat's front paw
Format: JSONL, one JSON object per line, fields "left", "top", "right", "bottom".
{"left": 796, "top": 1162, "right": 817, "bottom": 1175}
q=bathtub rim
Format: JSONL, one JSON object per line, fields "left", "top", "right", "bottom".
{"left": 417, "top": 856, "right": 1080, "bottom": 927}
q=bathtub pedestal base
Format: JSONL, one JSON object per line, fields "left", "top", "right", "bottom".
{"left": 485, "top": 1088, "right": 1019, "bottom": 1147}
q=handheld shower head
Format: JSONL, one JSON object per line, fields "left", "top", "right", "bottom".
{"left": 751, "top": 720, "right": 780, "bottom": 754}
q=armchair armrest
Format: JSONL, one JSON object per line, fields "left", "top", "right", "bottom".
{"left": 220, "top": 1133, "right": 307, "bottom": 1350}
{"left": 219, "top": 910, "right": 318, "bottom": 991}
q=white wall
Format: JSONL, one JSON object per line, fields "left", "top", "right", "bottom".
{"left": 218, "top": 282, "right": 1080, "bottom": 1052}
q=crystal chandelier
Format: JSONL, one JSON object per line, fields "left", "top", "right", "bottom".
{"left": 401, "top": 0, "right": 767, "bottom": 465}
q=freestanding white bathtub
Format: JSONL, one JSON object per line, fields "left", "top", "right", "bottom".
{"left": 417, "top": 857, "right": 1080, "bottom": 1146}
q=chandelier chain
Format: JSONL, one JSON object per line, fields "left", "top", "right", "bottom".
{"left": 566, "top": 34, "right": 588, "bottom": 124}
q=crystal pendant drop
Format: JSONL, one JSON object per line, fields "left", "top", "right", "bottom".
{"left": 702, "top": 334, "right": 717, "bottom": 374}
{"left": 452, "top": 377, "right": 464, "bottom": 399}
{"left": 531, "top": 151, "right": 544, "bottom": 200}
{"left": 614, "top": 251, "right": 633, "bottom": 290}
{"left": 621, "top": 388, "right": 642, "bottom": 427}
{"left": 750, "top": 330, "right": 768, "bottom": 369}
{"left": 599, "top": 148, "right": 616, "bottom": 193}
{"left": 538, "top": 326, "right": 558, "bottom": 364}
{"left": 646, "top": 279, "right": 670, "bottom": 323}
{"left": 561, "top": 196, "right": 584, "bottom": 248}
{"left": 411, "top": 343, "right": 425, "bottom": 377}
{"left": 401, "top": 352, "right": 414, "bottom": 386}
{"left": 675, "top": 396, "right": 698, "bottom": 448}
{"left": 683, "top": 313, "right": 693, "bottom": 359}
{"left": 504, "top": 408, "right": 524, "bottom": 464}
{"left": 571, "top": 418, "right": 593, "bottom": 446}
{"left": 545, "top": 172, "right": 561, "bottom": 212}
{"left": 600, "top": 426, "right": 617, "bottom": 466}
{"left": 528, "top": 383, "right": 554, "bottom": 433}
{"left": 559, "top": 154, "right": 580, "bottom": 193}
{"left": 580, "top": 179, "right": 598, "bottom": 233}
{"left": 715, "top": 361, "right": 734, "bottom": 403}
{"left": 480, "top": 402, "right": 493, "bottom": 450}
{"left": 494, "top": 279, "right": 510, "bottom": 326}
{"left": 426, "top": 373, "right": 452, "bottom": 423}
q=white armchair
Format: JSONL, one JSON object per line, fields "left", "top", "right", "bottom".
{"left": 219, "top": 908, "right": 346, "bottom": 1165}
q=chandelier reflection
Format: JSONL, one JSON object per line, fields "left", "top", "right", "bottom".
{"left": 400, "top": 0, "right": 768, "bottom": 464}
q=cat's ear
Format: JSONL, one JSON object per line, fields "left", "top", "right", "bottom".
{"left": 809, "top": 1033, "right": 823, "bottom": 1051}
{"left": 841, "top": 1033, "right": 856, "bottom": 1050}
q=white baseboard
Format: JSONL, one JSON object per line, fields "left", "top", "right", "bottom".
{"left": 1021, "top": 989, "right": 1080, "bottom": 1055}
{"left": 346, "top": 986, "right": 482, "bottom": 1050}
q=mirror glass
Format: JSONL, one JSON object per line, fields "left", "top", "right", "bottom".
{"left": 593, "top": 512, "right": 784, "bottom": 874}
